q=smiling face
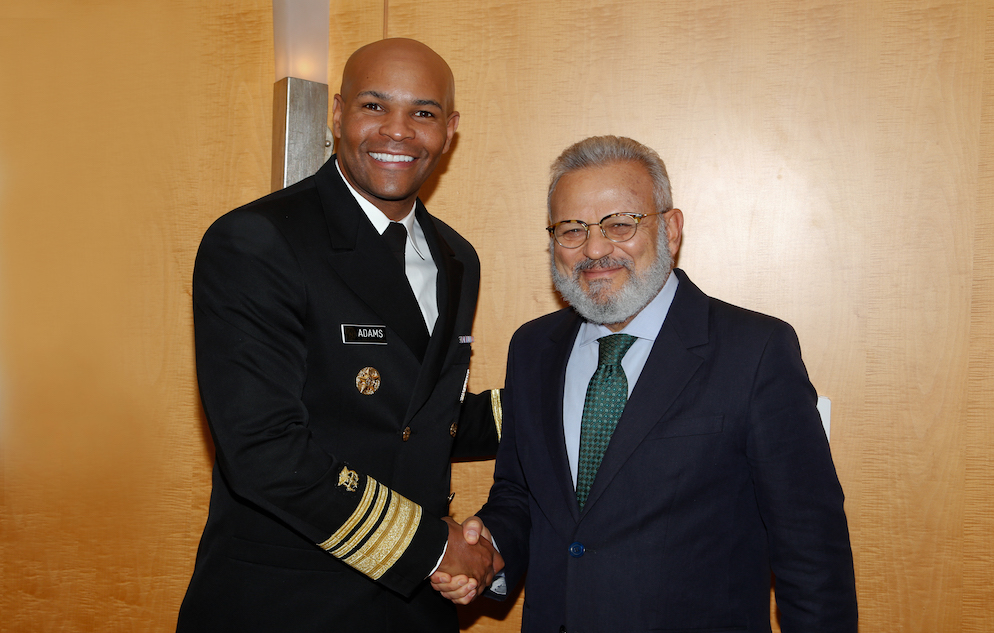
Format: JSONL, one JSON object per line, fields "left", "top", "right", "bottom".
{"left": 549, "top": 161, "right": 683, "bottom": 331}
{"left": 332, "top": 39, "right": 460, "bottom": 220}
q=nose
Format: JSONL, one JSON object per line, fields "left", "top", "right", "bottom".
{"left": 581, "top": 226, "right": 614, "bottom": 260}
{"left": 380, "top": 111, "right": 414, "bottom": 142}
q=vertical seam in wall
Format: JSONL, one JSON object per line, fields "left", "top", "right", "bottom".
{"left": 383, "top": 0, "right": 389, "bottom": 39}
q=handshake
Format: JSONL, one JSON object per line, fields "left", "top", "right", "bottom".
{"left": 431, "top": 516, "right": 501, "bottom": 604}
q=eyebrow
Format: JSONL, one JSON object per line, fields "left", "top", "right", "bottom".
{"left": 412, "top": 98, "right": 443, "bottom": 109}
{"left": 356, "top": 90, "right": 443, "bottom": 110}
{"left": 357, "top": 90, "right": 390, "bottom": 101}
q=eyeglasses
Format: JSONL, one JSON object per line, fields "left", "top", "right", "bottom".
{"left": 546, "top": 212, "right": 663, "bottom": 248}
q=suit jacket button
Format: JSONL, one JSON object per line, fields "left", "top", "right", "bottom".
{"left": 568, "top": 542, "right": 584, "bottom": 557}
{"left": 402, "top": 426, "right": 411, "bottom": 441}
{"left": 449, "top": 422, "right": 458, "bottom": 437}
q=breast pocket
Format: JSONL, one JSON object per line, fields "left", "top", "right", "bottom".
{"left": 437, "top": 343, "right": 473, "bottom": 400}
{"left": 645, "top": 414, "right": 724, "bottom": 440}
{"left": 453, "top": 342, "right": 472, "bottom": 368}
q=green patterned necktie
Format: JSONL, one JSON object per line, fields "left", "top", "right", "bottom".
{"left": 576, "top": 333, "right": 638, "bottom": 510}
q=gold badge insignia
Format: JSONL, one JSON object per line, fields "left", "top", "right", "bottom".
{"left": 337, "top": 467, "right": 359, "bottom": 492}
{"left": 356, "top": 367, "right": 381, "bottom": 395}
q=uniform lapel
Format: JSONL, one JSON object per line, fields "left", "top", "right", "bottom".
{"left": 315, "top": 160, "right": 429, "bottom": 362}
{"left": 580, "top": 269, "right": 710, "bottom": 515}
{"left": 404, "top": 205, "right": 463, "bottom": 419}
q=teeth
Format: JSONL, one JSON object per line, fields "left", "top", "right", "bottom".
{"left": 369, "top": 152, "right": 415, "bottom": 163}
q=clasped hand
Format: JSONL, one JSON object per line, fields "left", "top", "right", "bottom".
{"left": 432, "top": 516, "right": 499, "bottom": 604}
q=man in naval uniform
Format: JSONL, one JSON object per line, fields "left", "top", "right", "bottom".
{"left": 177, "top": 38, "right": 502, "bottom": 632}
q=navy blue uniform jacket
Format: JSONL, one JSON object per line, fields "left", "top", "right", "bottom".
{"left": 478, "top": 269, "right": 857, "bottom": 633}
{"left": 178, "top": 158, "right": 499, "bottom": 632}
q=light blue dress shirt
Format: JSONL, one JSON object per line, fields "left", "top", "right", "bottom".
{"left": 563, "top": 272, "right": 679, "bottom": 486}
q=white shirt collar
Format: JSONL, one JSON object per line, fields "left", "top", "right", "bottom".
{"left": 335, "top": 159, "right": 428, "bottom": 260}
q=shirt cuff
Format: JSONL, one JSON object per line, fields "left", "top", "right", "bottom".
{"left": 428, "top": 541, "right": 447, "bottom": 577}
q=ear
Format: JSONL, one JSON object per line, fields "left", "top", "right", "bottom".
{"left": 664, "top": 208, "right": 684, "bottom": 258}
{"left": 442, "top": 111, "right": 460, "bottom": 153}
{"left": 331, "top": 94, "right": 345, "bottom": 139}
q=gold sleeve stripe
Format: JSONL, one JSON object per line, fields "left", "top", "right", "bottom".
{"left": 343, "top": 490, "right": 422, "bottom": 580}
{"left": 317, "top": 477, "right": 423, "bottom": 581}
{"left": 491, "top": 388, "right": 503, "bottom": 442}
{"left": 326, "top": 482, "right": 389, "bottom": 559}
{"left": 318, "top": 476, "right": 379, "bottom": 552}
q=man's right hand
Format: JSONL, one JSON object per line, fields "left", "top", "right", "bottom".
{"left": 431, "top": 516, "right": 498, "bottom": 604}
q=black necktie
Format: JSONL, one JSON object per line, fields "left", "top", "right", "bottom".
{"left": 383, "top": 222, "right": 407, "bottom": 268}
{"left": 382, "top": 222, "right": 429, "bottom": 361}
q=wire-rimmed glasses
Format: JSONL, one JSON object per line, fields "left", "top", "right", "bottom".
{"left": 546, "top": 212, "right": 663, "bottom": 248}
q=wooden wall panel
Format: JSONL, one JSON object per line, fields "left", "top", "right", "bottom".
{"left": 387, "top": 1, "right": 994, "bottom": 631}
{"left": 0, "top": 1, "right": 278, "bottom": 630}
{"left": 964, "top": 10, "right": 994, "bottom": 631}
{"left": 1, "top": 1, "right": 992, "bottom": 631}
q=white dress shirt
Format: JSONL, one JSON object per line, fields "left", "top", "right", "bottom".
{"left": 336, "top": 160, "right": 439, "bottom": 333}
{"left": 562, "top": 271, "right": 679, "bottom": 486}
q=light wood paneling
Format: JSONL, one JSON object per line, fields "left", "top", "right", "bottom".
{"left": 1, "top": 1, "right": 992, "bottom": 631}
{"left": 0, "top": 1, "right": 278, "bottom": 629}
{"left": 388, "top": 1, "right": 994, "bottom": 631}
{"left": 964, "top": 10, "right": 994, "bottom": 631}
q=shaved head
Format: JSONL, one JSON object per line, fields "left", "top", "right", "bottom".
{"left": 340, "top": 38, "right": 456, "bottom": 115}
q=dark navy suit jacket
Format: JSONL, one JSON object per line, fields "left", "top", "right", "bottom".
{"left": 479, "top": 269, "right": 857, "bottom": 633}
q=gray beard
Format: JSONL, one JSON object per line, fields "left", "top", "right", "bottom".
{"left": 551, "top": 229, "right": 673, "bottom": 326}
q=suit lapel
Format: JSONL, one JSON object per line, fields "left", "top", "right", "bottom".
{"left": 315, "top": 161, "right": 429, "bottom": 363}
{"left": 580, "top": 269, "right": 710, "bottom": 515}
{"left": 540, "top": 312, "right": 584, "bottom": 524}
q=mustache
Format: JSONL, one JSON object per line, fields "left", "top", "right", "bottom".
{"left": 573, "top": 256, "right": 634, "bottom": 274}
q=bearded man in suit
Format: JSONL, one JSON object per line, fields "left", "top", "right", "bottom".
{"left": 434, "top": 136, "right": 857, "bottom": 633}
{"left": 177, "top": 38, "right": 502, "bottom": 632}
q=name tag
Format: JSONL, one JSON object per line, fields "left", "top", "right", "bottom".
{"left": 341, "top": 324, "right": 387, "bottom": 345}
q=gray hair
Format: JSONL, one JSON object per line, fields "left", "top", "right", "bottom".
{"left": 547, "top": 135, "right": 673, "bottom": 216}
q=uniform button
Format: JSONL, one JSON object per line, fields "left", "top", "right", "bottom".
{"left": 402, "top": 426, "right": 411, "bottom": 441}
{"left": 568, "top": 542, "right": 584, "bottom": 557}
{"left": 449, "top": 422, "right": 458, "bottom": 437}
